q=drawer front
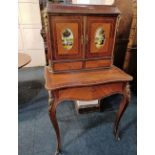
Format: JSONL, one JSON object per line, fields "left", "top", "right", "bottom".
{"left": 53, "top": 61, "right": 83, "bottom": 72}
{"left": 85, "top": 16, "right": 117, "bottom": 58}
{"left": 85, "top": 59, "right": 112, "bottom": 69}
{"left": 50, "top": 16, "right": 83, "bottom": 60}
{"left": 58, "top": 82, "right": 124, "bottom": 101}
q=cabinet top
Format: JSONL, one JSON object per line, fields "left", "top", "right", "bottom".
{"left": 42, "top": 2, "right": 120, "bottom": 15}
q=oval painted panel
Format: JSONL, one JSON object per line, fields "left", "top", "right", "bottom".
{"left": 95, "top": 27, "right": 106, "bottom": 49}
{"left": 62, "top": 28, "right": 74, "bottom": 50}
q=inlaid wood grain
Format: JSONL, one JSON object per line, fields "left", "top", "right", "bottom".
{"left": 44, "top": 65, "right": 133, "bottom": 90}
{"left": 53, "top": 61, "right": 82, "bottom": 71}
{"left": 85, "top": 59, "right": 112, "bottom": 69}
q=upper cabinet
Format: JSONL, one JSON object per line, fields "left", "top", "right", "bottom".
{"left": 40, "top": 3, "right": 120, "bottom": 72}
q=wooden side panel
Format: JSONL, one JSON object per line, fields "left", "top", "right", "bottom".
{"left": 50, "top": 16, "right": 83, "bottom": 60}
{"left": 86, "top": 16, "right": 117, "bottom": 58}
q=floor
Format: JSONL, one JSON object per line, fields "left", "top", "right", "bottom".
{"left": 18, "top": 67, "right": 137, "bottom": 155}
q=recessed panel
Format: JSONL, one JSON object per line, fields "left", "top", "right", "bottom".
{"left": 86, "top": 16, "right": 117, "bottom": 59}
{"left": 90, "top": 23, "right": 111, "bottom": 53}
{"left": 55, "top": 23, "right": 79, "bottom": 55}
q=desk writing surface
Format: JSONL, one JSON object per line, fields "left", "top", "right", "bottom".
{"left": 44, "top": 66, "right": 133, "bottom": 90}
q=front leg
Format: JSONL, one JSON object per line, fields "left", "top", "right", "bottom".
{"left": 114, "top": 83, "right": 131, "bottom": 140}
{"left": 48, "top": 91, "right": 61, "bottom": 154}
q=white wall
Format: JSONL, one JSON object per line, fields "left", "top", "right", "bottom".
{"left": 18, "top": 0, "right": 45, "bottom": 67}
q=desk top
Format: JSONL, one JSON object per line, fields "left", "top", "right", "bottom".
{"left": 44, "top": 66, "right": 133, "bottom": 90}
{"left": 18, "top": 53, "right": 31, "bottom": 69}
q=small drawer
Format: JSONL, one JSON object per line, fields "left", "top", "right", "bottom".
{"left": 53, "top": 61, "right": 83, "bottom": 72}
{"left": 85, "top": 59, "right": 112, "bottom": 69}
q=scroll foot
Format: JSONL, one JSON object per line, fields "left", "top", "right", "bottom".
{"left": 114, "top": 127, "right": 120, "bottom": 141}
{"left": 54, "top": 149, "right": 61, "bottom": 155}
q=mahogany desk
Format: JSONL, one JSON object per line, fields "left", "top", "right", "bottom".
{"left": 44, "top": 66, "right": 133, "bottom": 154}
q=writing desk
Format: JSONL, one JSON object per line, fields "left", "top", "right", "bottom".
{"left": 44, "top": 66, "right": 133, "bottom": 154}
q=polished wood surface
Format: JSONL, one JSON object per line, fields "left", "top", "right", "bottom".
{"left": 53, "top": 61, "right": 83, "bottom": 71}
{"left": 18, "top": 53, "right": 31, "bottom": 69}
{"left": 44, "top": 65, "right": 132, "bottom": 90}
{"left": 57, "top": 82, "right": 124, "bottom": 101}
{"left": 85, "top": 59, "right": 112, "bottom": 69}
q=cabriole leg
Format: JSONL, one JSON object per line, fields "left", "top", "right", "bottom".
{"left": 48, "top": 91, "right": 61, "bottom": 154}
{"left": 114, "top": 84, "right": 131, "bottom": 140}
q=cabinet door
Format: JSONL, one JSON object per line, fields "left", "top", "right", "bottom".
{"left": 86, "top": 16, "right": 117, "bottom": 58}
{"left": 50, "top": 16, "right": 83, "bottom": 60}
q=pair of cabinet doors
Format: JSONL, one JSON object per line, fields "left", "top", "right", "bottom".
{"left": 49, "top": 15, "right": 117, "bottom": 61}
